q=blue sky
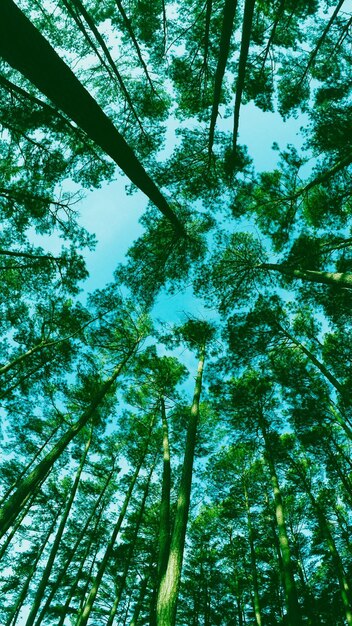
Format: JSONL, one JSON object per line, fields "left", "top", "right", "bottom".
{"left": 77, "top": 102, "right": 307, "bottom": 296}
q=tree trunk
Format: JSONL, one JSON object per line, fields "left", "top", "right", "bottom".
{"left": 0, "top": 346, "right": 135, "bottom": 539}
{"left": 157, "top": 396, "right": 171, "bottom": 584}
{"left": 56, "top": 521, "right": 104, "bottom": 626}
{"left": 300, "top": 471, "right": 352, "bottom": 626}
{"left": 33, "top": 461, "right": 115, "bottom": 626}
{"left": 277, "top": 323, "right": 345, "bottom": 398}
{"left": 260, "top": 418, "right": 302, "bottom": 626}
{"left": 0, "top": 425, "right": 60, "bottom": 506}
{"left": 208, "top": 0, "right": 238, "bottom": 156}
{"left": 129, "top": 573, "right": 150, "bottom": 626}
{"left": 243, "top": 482, "right": 262, "bottom": 626}
{"left": 5, "top": 517, "right": 56, "bottom": 626}
{"left": 25, "top": 429, "right": 92, "bottom": 626}
{"left": 232, "top": 0, "right": 256, "bottom": 152}
{"left": 0, "top": 0, "right": 185, "bottom": 235}
{"left": 106, "top": 458, "right": 155, "bottom": 626}
{"left": 156, "top": 344, "right": 206, "bottom": 626}
{"left": 260, "top": 262, "right": 352, "bottom": 289}
{"left": 75, "top": 419, "right": 154, "bottom": 626}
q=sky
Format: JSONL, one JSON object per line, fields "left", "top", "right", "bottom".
{"left": 76, "top": 101, "right": 308, "bottom": 297}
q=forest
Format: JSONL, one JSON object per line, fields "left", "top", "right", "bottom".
{"left": 0, "top": 0, "right": 352, "bottom": 624}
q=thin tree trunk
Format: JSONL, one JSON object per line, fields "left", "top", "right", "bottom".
{"left": 232, "top": 0, "right": 256, "bottom": 153}
{"left": 56, "top": 512, "right": 106, "bottom": 626}
{"left": 61, "top": 0, "right": 146, "bottom": 135}
{"left": 33, "top": 459, "right": 117, "bottom": 626}
{"left": 208, "top": 0, "right": 237, "bottom": 157}
{"left": 276, "top": 323, "right": 345, "bottom": 397}
{"left": 5, "top": 517, "right": 56, "bottom": 626}
{"left": 106, "top": 458, "right": 156, "bottom": 626}
{"left": 292, "top": 150, "right": 352, "bottom": 201}
{"left": 260, "top": 418, "right": 302, "bottom": 625}
{"left": 243, "top": 482, "right": 262, "bottom": 626}
{"left": 294, "top": 0, "right": 345, "bottom": 90}
{"left": 0, "top": 314, "right": 98, "bottom": 377}
{"left": 0, "top": 495, "right": 35, "bottom": 561}
{"left": 0, "top": 424, "right": 60, "bottom": 505}
{"left": 258, "top": 0, "right": 285, "bottom": 74}
{"left": 114, "top": 0, "right": 158, "bottom": 93}
{"left": 0, "top": 345, "right": 135, "bottom": 539}
{"left": 24, "top": 429, "right": 93, "bottom": 626}
{"left": 156, "top": 344, "right": 206, "bottom": 626}
{"left": 129, "top": 573, "right": 150, "bottom": 626}
{"left": 300, "top": 470, "right": 352, "bottom": 626}
{"left": 157, "top": 396, "right": 171, "bottom": 584}
{"left": 75, "top": 418, "right": 154, "bottom": 626}
{"left": 0, "top": 0, "right": 185, "bottom": 235}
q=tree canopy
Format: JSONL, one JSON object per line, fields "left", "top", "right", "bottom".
{"left": 1, "top": 1, "right": 352, "bottom": 625}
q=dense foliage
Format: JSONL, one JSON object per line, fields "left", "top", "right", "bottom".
{"left": 0, "top": 0, "right": 352, "bottom": 624}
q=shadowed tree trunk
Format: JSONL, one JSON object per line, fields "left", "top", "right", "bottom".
{"left": 34, "top": 459, "right": 117, "bottom": 626}
{"left": 5, "top": 516, "right": 57, "bottom": 626}
{"left": 208, "top": 0, "right": 237, "bottom": 157}
{"left": 243, "top": 482, "right": 262, "bottom": 626}
{"left": 157, "top": 396, "right": 171, "bottom": 585}
{"left": 232, "top": 0, "right": 256, "bottom": 152}
{"left": 0, "top": 0, "right": 185, "bottom": 235}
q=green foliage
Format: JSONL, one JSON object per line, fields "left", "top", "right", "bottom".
{"left": 1, "top": 1, "right": 352, "bottom": 625}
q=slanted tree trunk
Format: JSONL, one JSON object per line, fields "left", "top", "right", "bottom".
{"left": 0, "top": 422, "right": 59, "bottom": 505}
{"left": 34, "top": 460, "right": 116, "bottom": 626}
{"left": 106, "top": 458, "right": 156, "bottom": 626}
{"left": 0, "top": 345, "right": 135, "bottom": 539}
{"left": 0, "top": 0, "right": 185, "bottom": 235}
{"left": 259, "top": 262, "right": 352, "bottom": 289}
{"left": 293, "top": 0, "right": 345, "bottom": 90}
{"left": 276, "top": 322, "right": 345, "bottom": 398}
{"left": 0, "top": 494, "right": 36, "bottom": 562}
{"left": 298, "top": 467, "right": 352, "bottom": 626}
{"left": 208, "top": 0, "right": 238, "bottom": 157}
{"left": 25, "top": 429, "right": 92, "bottom": 626}
{"left": 56, "top": 524, "right": 102, "bottom": 626}
{"left": 114, "top": 0, "right": 157, "bottom": 93}
{"left": 5, "top": 517, "right": 56, "bottom": 626}
{"left": 156, "top": 343, "right": 206, "bottom": 626}
{"left": 0, "top": 315, "right": 97, "bottom": 378}
{"left": 129, "top": 573, "right": 150, "bottom": 626}
{"left": 75, "top": 418, "right": 154, "bottom": 626}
